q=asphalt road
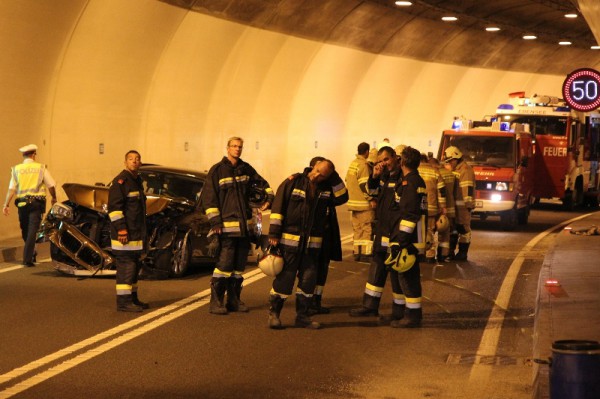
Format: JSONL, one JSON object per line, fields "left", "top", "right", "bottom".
{"left": 0, "top": 202, "right": 588, "bottom": 399}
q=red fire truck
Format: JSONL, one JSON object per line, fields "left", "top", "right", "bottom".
{"left": 438, "top": 92, "right": 600, "bottom": 230}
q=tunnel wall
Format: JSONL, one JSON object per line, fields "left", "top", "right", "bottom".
{"left": 0, "top": 0, "right": 565, "bottom": 240}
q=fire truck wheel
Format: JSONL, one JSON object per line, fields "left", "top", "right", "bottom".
{"left": 500, "top": 208, "right": 518, "bottom": 231}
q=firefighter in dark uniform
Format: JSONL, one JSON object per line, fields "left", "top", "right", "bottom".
{"left": 3, "top": 144, "right": 57, "bottom": 267}
{"left": 108, "top": 150, "right": 148, "bottom": 312}
{"left": 267, "top": 159, "right": 344, "bottom": 329}
{"left": 202, "top": 137, "right": 274, "bottom": 315}
{"left": 388, "top": 146, "right": 427, "bottom": 327}
{"left": 349, "top": 146, "right": 427, "bottom": 326}
{"left": 306, "top": 156, "right": 348, "bottom": 315}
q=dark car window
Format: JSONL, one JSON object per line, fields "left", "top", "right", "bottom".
{"left": 139, "top": 171, "right": 204, "bottom": 203}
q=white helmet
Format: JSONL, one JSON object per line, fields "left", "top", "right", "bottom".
{"left": 258, "top": 246, "right": 284, "bottom": 276}
{"left": 436, "top": 214, "right": 450, "bottom": 233}
{"left": 444, "top": 146, "right": 463, "bottom": 161}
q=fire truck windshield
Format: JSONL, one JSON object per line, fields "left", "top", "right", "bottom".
{"left": 444, "top": 136, "right": 515, "bottom": 167}
{"left": 500, "top": 115, "right": 568, "bottom": 136}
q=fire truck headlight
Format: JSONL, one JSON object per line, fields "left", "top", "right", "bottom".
{"left": 495, "top": 182, "right": 508, "bottom": 191}
{"left": 491, "top": 193, "right": 502, "bottom": 202}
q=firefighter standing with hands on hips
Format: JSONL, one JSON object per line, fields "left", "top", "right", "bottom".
{"left": 349, "top": 146, "right": 427, "bottom": 327}
{"left": 202, "top": 137, "right": 274, "bottom": 315}
{"left": 443, "top": 146, "right": 475, "bottom": 261}
{"left": 3, "top": 144, "right": 57, "bottom": 267}
{"left": 108, "top": 150, "right": 148, "bottom": 312}
{"left": 267, "top": 159, "right": 345, "bottom": 330}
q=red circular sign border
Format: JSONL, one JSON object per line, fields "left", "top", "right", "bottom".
{"left": 562, "top": 68, "right": 600, "bottom": 112}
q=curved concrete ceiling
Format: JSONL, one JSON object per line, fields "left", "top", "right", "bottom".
{"left": 161, "top": 0, "right": 600, "bottom": 75}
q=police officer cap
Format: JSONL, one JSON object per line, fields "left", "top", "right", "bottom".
{"left": 19, "top": 144, "right": 38, "bottom": 154}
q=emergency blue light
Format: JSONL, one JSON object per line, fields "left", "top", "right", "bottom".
{"left": 452, "top": 120, "right": 462, "bottom": 130}
{"left": 497, "top": 104, "right": 514, "bottom": 110}
{"left": 554, "top": 106, "right": 570, "bottom": 112}
{"left": 500, "top": 122, "right": 510, "bottom": 131}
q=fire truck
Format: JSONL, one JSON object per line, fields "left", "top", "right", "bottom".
{"left": 438, "top": 92, "right": 600, "bottom": 230}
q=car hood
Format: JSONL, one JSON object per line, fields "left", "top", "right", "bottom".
{"left": 62, "top": 183, "right": 171, "bottom": 216}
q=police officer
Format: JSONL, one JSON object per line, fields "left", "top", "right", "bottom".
{"left": 267, "top": 159, "right": 343, "bottom": 330}
{"left": 349, "top": 146, "right": 426, "bottom": 325}
{"left": 345, "top": 142, "right": 375, "bottom": 262}
{"left": 3, "top": 144, "right": 57, "bottom": 267}
{"left": 108, "top": 150, "right": 148, "bottom": 312}
{"left": 443, "top": 146, "right": 475, "bottom": 261}
{"left": 202, "top": 137, "right": 274, "bottom": 315}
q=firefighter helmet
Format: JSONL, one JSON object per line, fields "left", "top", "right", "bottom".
{"left": 248, "top": 183, "right": 267, "bottom": 208}
{"left": 392, "top": 248, "right": 416, "bottom": 273}
{"left": 258, "top": 246, "right": 284, "bottom": 276}
{"left": 384, "top": 244, "right": 416, "bottom": 273}
{"left": 436, "top": 214, "right": 450, "bottom": 233}
{"left": 444, "top": 146, "right": 463, "bottom": 161}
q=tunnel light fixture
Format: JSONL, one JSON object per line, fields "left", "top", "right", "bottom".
{"left": 394, "top": 1, "right": 412, "bottom": 6}
{"left": 591, "top": 45, "right": 600, "bottom": 50}
{"left": 559, "top": 41, "right": 572, "bottom": 46}
{"left": 442, "top": 16, "right": 458, "bottom": 22}
{"left": 564, "top": 13, "right": 578, "bottom": 19}
{"left": 523, "top": 35, "right": 537, "bottom": 40}
{"left": 485, "top": 27, "right": 501, "bottom": 32}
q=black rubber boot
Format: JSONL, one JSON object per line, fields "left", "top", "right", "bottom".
{"left": 117, "top": 294, "right": 143, "bottom": 312}
{"left": 349, "top": 294, "right": 380, "bottom": 317}
{"left": 132, "top": 291, "right": 149, "bottom": 309}
{"left": 226, "top": 277, "right": 249, "bottom": 312}
{"left": 391, "top": 307, "right": 422, "bottom": 328}
{"left": 268, "top": 295, "right": 286, "bottom": 329}
{"left": 378, "top": 303, "right": 405, "bottom": 325}
{"left": 454, "top": 243, "right": 470, "bottom": 261}
{"left": 209, "top": 277, "right": 228, "bottom": 315}
{"left": 448, "top": 234, "right": 458, "bottom": 260}
{"left": 308, "top": 294, "right": 330, "bottom": 315}
{"left": 295, "top": 294, "right": 321, "bottom": 329}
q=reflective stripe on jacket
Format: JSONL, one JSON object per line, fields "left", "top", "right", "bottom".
{"left": 108, "top": 170, "right": 147, "bottom": 252}
{"left": 345, "top": 155, "right": 373, "bottom": 211}
{"left": 13, "top": 162, "right": 46, "bottom": 199}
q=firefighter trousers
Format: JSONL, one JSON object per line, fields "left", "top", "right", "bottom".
{"left": 115, "top": 252, "right": 142, "bottom": 295}
{"left": 360, "top": 251, "right": 404, "bottom": 310}
{"left": 213, "top": 236, "right": 251, "bottom": 278}
{"left": 351, "top": 210, "right": 374, "bottom": 256}
{"left": 272, "top": 249, "right": 318, "bottom": 297}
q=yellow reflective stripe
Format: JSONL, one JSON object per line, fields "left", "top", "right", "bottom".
{"left": 223, "top": 221, "right": 240, "bottom": 227}
{"left": 213, "top": 269, "right": 232, "bottom": 277}
{"left": 265, "top": 187, "right": 274, "bottom": 194}
{"left": 281, "top": 233, "right": 300, "bottom": 247}
{"left": 296, "top": 288, "right": 312, "bottom": 297}
{"left": 392, "top": 292, "right": 406, "bottom": 300}
{"left": 111, "top": 240, "right": 143, "bottom": 250}
{"left": 127, "top": 191, "right": 140, "bottom": 197}
{"left": 270, "top": 288, "right": 289, "bottom": 299}
{"left": 406, "top": 297, "right": 422, "bottom": 308}
{"left": 270, "top": 213, "right": 283, "bottom": 225}
{"left": 417, "top": 187, "right": 427, "bottom": 194}
{"left": 219, "top": 177, "right": 233, "bottom": 186}
{"left": 365, "top": 283, "right": 383, "bottom": 297}
{"left": 366, "top": 283, "right": 383, "bottom": 293}
{"left": 109, "top": 210, "right": 124, "bottom": 221}
{"left": 235, "top": 175, "right": 249, "bottom": 183}
{"left": 332, "top": 183, "right": 347, "bottom": 197}
{"left": 282, "top": 233, "right": 300, "bottom": 241}
{"left": 400, "top": 220, "right": 416, "bottom": 233}
{"left": 292, "top": 188, "right": 306, "bottom": 198}
{"left": 307, "top": 236, "right": 323, "bottom": 248}
{"left": 116, "top": 284, "right": 132, "bottom": 294}
{"left": 205, "top": 208, "right": 220, "bottom": 219}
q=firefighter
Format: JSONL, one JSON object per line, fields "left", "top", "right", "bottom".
{"left": 349, "top": 146, "right": 426, "bottom": 325}
{"left": 3, "top": 144, "right": 57, "bottom": 267}
{"left": 443, "top": 146, "right": 475, "bottom": 261}
{"left": 308, "top": 156, "right": 348, "bottom": 315}
{"left": 202, "top": 137, "right": 274, "bottom": 315}
{"left": 345, "top": 142, "right": 376, "bottom": 262}
{"left": 267, "top": 159, "right": 344, "bottom": 330}
{"left": 417, "top": 153, "right": 446, "bottom": 262}
{"left": 436, "top": 158, "right": 458, "bottom": 262}
{"left": 389, "top": 146, "right": 427, "bottom": 328}
{"left": 108, "top": 150, "right": 148, "bottom": 312}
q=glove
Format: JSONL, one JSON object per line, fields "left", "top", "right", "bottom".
{"left": 384, "top": 243, "right": 401, "bottom": 269}
{"left": 206, "top": 231, "right": 221, "bottom": 258}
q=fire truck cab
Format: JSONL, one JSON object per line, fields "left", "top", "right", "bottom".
{"left": 438, "top": 124, "right": 534, "bottom": 231}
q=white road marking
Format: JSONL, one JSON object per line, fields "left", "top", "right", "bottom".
{"left": 467, "top": 212, "right": 592, "bottom": 388}
{"left": 0, "top": 266, "right": 24, "bottom": 274}
{"left": 0, "top": 268, "right": 266, "bottom": 398}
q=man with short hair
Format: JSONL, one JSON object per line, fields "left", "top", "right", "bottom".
{"left": 3, "top": 144, "right": 57, "bottom": 267}
{"left": 345, "top": 142, "right": 375, "bottom": 261}
{"left": 108, "top": 150, "right": 148, "bottom": 312}
{"left": 267, "top": 159, "right": 345, "bottom": 330}
{"left": 202, "top": 137, "right": 274, "bottom": 315}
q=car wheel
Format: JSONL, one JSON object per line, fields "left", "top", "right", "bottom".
{"left": 155, "top": 233, "right": 192, "bottom": 278}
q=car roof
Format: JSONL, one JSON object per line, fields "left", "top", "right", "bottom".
{"left": 139, "top": 164, "right": 208, "bottom": 180}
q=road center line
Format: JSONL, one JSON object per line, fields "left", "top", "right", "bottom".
{"left": 468, "top": 212, "right": 592, "bottom": 387}
{"left": 0, "top": 268, "right": 266, "bottom": 397}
